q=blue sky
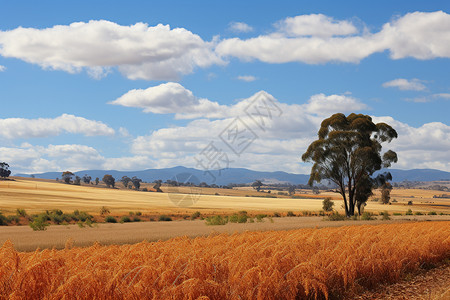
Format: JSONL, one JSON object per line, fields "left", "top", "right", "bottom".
{"left": 1, "top": 0, "right": 450, "bottom": 175}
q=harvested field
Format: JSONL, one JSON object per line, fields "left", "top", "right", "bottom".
{"left": 0, "top": 222, "right": 449, "bottom": 299}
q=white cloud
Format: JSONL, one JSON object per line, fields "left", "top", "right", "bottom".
{"left": 0, "top": 114, "right": 115, "bottom": 139}
{"left": 276, "top": 14, "right": 358, "bottom": 38}
{"left": 237, "top": 75, "right": 257, "bottom": 82}
{"left": 382, "top": 78, "right": 427, "bottom": 91}
{"left": 0, "top": 20, "right": 223, "bottom": 80}
{"left": 0, "top": 65, "right": 6, "bottom": 72}
{"left": 216, "top": 11, "right": 450, "bottom": 64}
{"left": 228, "top": 22, "right": 253, "bottom": 33}
{"left": 304, "top": 93, "right": 368, "bottom": 116}
{"left": 433, "top": 93, "right": 450, "bottom": 99}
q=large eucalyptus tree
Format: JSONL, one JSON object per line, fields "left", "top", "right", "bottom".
{"left": 302, "top": 113, "right": 398, "bottom": 216}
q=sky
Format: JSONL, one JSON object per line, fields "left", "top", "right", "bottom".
{"left": 0, "top": 0, "right": 450, "bottom": 176}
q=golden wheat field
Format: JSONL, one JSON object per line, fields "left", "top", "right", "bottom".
{"left": 0, "top": 221, "right": 449, "bottom": 300}
{"left": 2, "top": 178, "right": 447, "bottom": 216}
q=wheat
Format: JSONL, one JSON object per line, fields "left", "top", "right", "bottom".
{"left": 0, "top": 222, "right": 449, "bottom": 299}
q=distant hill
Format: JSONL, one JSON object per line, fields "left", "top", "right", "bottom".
{"left": 15, "top": 167, "right": 450, "bottom": 186}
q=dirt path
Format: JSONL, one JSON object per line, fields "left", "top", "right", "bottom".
{"left": 1, "top": 215, "right": 450, "bottom": 252}
{"left": 352, "top": 263, "right": 450, "bottom": 300}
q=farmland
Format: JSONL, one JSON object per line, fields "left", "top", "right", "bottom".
{"left": 1, "top": 177, "right": 449, "bottom": 217}
{"left": 1, "top": 222, "right": 449, "bottom": 299}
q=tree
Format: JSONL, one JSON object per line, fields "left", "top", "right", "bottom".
{"left": 82, "top": 175, "right": 91, "bottom": 184}
{"left": 376, "top": 172, "right": 393, "bottom": 204}
{"left": 252, "top": 180, "right": 263, "bottom": 192}
{"left": 95, "top": 177, "right": 99, "bottom": 185}
{"left": 302, "top": 113, "right": 398, "bottom": 217}
{"left": 103, "top": 174, "right": 115, "bottom": 188}
{"left": 62, "top": 171, "right": 74, "bottom": 184}
{"left": 121, "top": 176, "right": 131, "bottom": 188}
{"left": 153, "top": 180, "right": 163, "bottom": 192}
{"left": 73, "top": 176, "right": 81, "bottom": 185}
{"left": 322, "top": 197, "right": 334, "bottom": 212}
{"left": 0, "top": 162, "right": 11, "bottom": 179}
{"left": 288, "top": 185, "right": 296, "bottom": 195}
{"left": 131, "top": 176, "right": 142, "bottom": 190}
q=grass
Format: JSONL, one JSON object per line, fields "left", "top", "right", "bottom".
{"left": 1, "top": 222, "right": 448, "bottom": 299}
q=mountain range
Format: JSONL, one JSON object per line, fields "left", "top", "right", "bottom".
{"left": 15, "top": 167, "right": 450, "bottom": 186}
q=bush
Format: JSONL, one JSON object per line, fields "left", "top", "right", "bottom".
{"left": 132, "top": 216, "right": 141, "bottom": 222}
{"left": 393, "top": 212, "right": 402, "bottom": 216}
{"left": 100, "top": 206, "right": 110, "bottom": 216}
{"left": 205, "top": 215, "right": 227, "bottom": 226}
{"left": 327, "top": 211, "right": 346, "bottom": 221}
{"left": 142, "top": 188, "right": 148, "bottom": 191}
{"left": 287, "top": 211, "right": 295, "bottom": 217}
{"left": 273, "top": 212, "right": 281, "bottom": 218}
{"left": 7, "top": 215, "right": 20, "bottom": 224}
{"left": 407, "top": 200, "right": 413, "bottom": 205}
{"left": 406, "top": 209, "right": 413, "bottom": 215}
{"left": 414, "top": 211, "right": 423, "bottom": 216}
{"left": 0, "top": 213, "right": 8, "bottom": 226}
{"left": 361, "top": 212, "right": 375, "bottom": 220}
{"left": 191, "top": 211, "right": 201, "bottom": 220}
{"left": 428, "top": 211, "right": 437, "bottom": 215}
{"left": 322, "top": 197, "right": 334, "bottom": 212}
{"left": 16, "top": 208, "right": 27, "bottom": 217}
{"left": 120, "top": 216, "right": 131, "bottom": 223}
{"left": 29, "top": 215, "right": 49, "bottom": 231}
{"left": 135, "top": 211, "right": 142, "bottom": 216}
{"left": 380, "top": 211, "right": 391, "bottom": 220}
{"left": 256, "top": 214, "right": 266, "bottom": 222}
{"left": 105, "top": 216, "right": 117, "bottom": 223}
{"left": 158, "top": 215, "right": 172, "bottom": 222}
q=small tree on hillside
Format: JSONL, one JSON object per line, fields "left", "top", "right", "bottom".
{"left": 131, "top": 176, "right": 142, "bottom": 190}
{"left": 0, "top": 162, "right": 11, "bottom": 179}
{"left": 252, "top": 180, "right": 263, "bottom": 192}
{"left": 82, "top": 175, "right": 91, "bottom": 184}
{"left": 121, "top": 176, "right": 131, "bottom": 188}
{"left": 73, "top": 176, "right": 81, "bottom": 185}
{"left": 103, "top": 174, "right": 115, "bottom": 188}
{"left": 322, "top": 197, "right": 334, "bottom": 212}
{"left": 153, "top": 180, "right": 163, "bottom": 192}
{"left": 62, "top": 171, "right": 74, "bottom": 184}
{"left": 95, "top": 177, "right": 99, "bottom": 185}
{"left": 288, "top": 185, "right": 296, "bottom": 196}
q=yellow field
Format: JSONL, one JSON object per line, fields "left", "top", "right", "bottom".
{"left": 1, "top": 221, "right": 449, "bottom": 299}
{"left": 0, "top": 178, "right": 449, "bottom": 216}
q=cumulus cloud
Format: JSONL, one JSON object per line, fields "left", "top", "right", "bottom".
{"left": 0, "top": 65, "right": 5, "bottom": 72}
{"left": 228, "top": 22, "right": 254, "bottom": 33}
{"left": 276, "top": 14, "right": 358, "bottom": 38}
{"left": 433, "top": 93, "right": 450, "bottom": 99}
{"left": 237, "top": 75, "right": 257, "bottom": 82}
{"left": 217, "top": 11, "right": 450, "bottom": 64}
{"left": 0, "top": 114, "right": 115, "bottom": 139}
{"left": 382, "top": 78, "right": 427, "bottom": 91}
{"left": 304, "top": 93, "right": 368, "bottom": 116}
{"left": 0, "top": 20, "right": 223, "bottom": 80}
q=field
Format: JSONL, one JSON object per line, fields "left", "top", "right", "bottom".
{"left": 0, "top": 222, "right": 449, "bottom": 299}
{"left": 1, "top": 178, "right": 449, "bottom": 217}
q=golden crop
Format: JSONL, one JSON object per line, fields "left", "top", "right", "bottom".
{"left": 0, "top": 222, "right": 449, "bottom": 299}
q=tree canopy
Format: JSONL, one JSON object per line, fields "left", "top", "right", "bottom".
{"left": 0, "top": 162, "right": 11, "bottom": 178}
{"left": 103, "top": 174, "right": 115, "bottom": 188}
{"left": 62, "top": 171, "right": 74, "bottom": 184}
{"left": 302, "top": 113, "right": 398, "bottom": 216}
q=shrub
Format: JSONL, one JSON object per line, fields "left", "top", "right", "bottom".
{"left": 428, "top": 211, "right": 437, "bottom": 215}
{"left": 287, "top": 211, "right": 295, "bottom": 217}
{"left": 100, "top": 206, "right": 110, "bottom": 216}
{"left": 132, "top": 217, "right": 141, "bottom": 222}
{"left": 120, "top": 216, "right": 131, "bottom": 223}
{"left": 393, "top": 212, "right": 402, "bottom": 216}
{"left": 191, "top": 211, "right": 201, "bottom": 220}
{"left": 327, "top": 211, "right": 346, "bottom": 221}
{"left": 29, "top": 215, "right": 49, "bottom": 231}
{"left": 406, "top": 209, "right": 413, "bottom": 215}
{"left": 7, "top": 215, "right": 20, "bottom": 224}
{"left": 215, "top": 193, "right": 219, "bottom": 195}
{"left": 158, "top": 215, "right": 172, "bottom": 222}
{"left": 322, "top": 197, "right": 334, "bottom": 212}
{"left": 205, "top": 215, "right": 227, "bottom": 226}
{"left": 237, "top": 214, "right": 248, "bottom": 223}
{"left": 381, "top": 211, "right": 391, "bottom": 220}
{"left": 142, "top": 188, "right": 148, "bottom": 191}
{"left": 256, "top": 214, "right": 266, "bottom": 222}
{"left": 16, "top": 208, "right": 27, "bottom": 217}
{"left": 135, "top": 211, "right": 142, "bottom": 216}
{"left": 361, "top": 212, "right": 375, "bottom": 220}
{"left": 273, "top": 212, "right": 281, "bottom": 218}
{"left": 414, "top": 212, "right": 423, "bottom": 216}
{"left": 407, "top": 201, "right": 413, "bottom": 205}
{"left": 0, "top": 213, "right": 8, "bottom": 226}
{"left": 105, "top": 216, "right": 117, "bottom": 223}
{"left": 228, "top": 214, "right": 239, "bottom": 223}
{"left": 129, "top": 211, "right": 135, "bottom": 216}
